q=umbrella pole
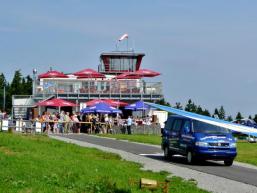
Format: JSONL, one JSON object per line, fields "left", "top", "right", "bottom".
{"left": 58, "top": 106, "right": 61, "bottom": 113}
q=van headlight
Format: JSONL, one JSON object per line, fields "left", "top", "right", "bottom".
{"left": 195, "top": 142, "right": 208, "bottom": 147}
{"left": 230, "top": 143, "right": 237, "bottom": 148}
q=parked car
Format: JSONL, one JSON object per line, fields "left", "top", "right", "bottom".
{"left": 162, "top": 115, "right": 237, "bottom": 166}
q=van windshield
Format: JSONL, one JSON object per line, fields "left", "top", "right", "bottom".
{"left": 193, "top": 120, "right": 230, "bottom": 134}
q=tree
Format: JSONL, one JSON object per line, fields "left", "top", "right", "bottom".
{"left": 185, "top": 99, "right": 197, "bottom": 112}
{"left": 236, "top": 112, "right": 243, "bottom": 121}
{"left": 0, "top": 73, "right": 7, "bottom": 89}
{"left": 157, "top": 98, "right": 171, "bottom": 107}
{"left": 0, "top": 73, "right": 7, "bottom": 110}
{"left": 196, "top": 105, "right": 203, "bottom": 114}
{"left": 174, "top": 102, "right": 183, "bottom": 109}
{"left": 254, "top": 114, "right": 257, "bottom": 123}
{"left": 10, "top": 70, "right": 23, "bottom": 95}
{"left": 218, "top": 106, "right": 226, "bottom": 120}
{"left": 202, "top": 109, "right": 211, "bottom": 117}
{"left": 213, "top": 108, "right": 220, "bottom": 119}
{"left": 226, "top": 115, "right": 233, "bottom": 122}
{"left": 248, "top": 115, "right": 252, "bottom": 120}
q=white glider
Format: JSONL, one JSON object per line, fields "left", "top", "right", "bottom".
{"left": 145, "top": 102, "right": 257, "bottom": 137}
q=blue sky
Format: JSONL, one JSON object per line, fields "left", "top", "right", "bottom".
{"left": 1, "top": 0, "right": 257, "bottom": 117}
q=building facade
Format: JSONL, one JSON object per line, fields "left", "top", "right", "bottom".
{"left": 12, "top": 51, "right": 164, "bottom": 119}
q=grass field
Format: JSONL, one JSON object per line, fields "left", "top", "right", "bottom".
{"left": 0, "top": 133, "right": 208, "bottom": 193}
{"left": 98, "top": 134, "right": 257, "bottom": 166}
{"left": 99, "top": 134, "right": 161, "bottom": 145}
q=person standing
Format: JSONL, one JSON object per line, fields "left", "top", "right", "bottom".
{"left": 127, "top": 116, "right": 132, "bottom": 135}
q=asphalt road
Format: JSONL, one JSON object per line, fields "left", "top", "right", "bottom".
{"left": 57, "top": 134, "right": 257, "bottom": 187}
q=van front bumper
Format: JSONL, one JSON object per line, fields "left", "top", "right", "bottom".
{"left": 194, "top": 149, "right": 237, "bottom": 160}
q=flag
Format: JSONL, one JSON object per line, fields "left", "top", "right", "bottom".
{"left": 119, "top": 33, "right": 128, "bottom": 41}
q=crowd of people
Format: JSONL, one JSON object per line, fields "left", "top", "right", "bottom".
{"left": 0, "top": 109, "right": 155, "bottom": 134}
{"left": 34, "top": 111, "right": 122, "bottom": 134}
{"left": 33, "top": 111, "right": 154, "bottom": 134}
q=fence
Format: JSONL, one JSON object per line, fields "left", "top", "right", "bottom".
{"left": 0, "top": 119, "right": 161, "bottom": 135}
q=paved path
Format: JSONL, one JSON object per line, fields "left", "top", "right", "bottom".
{"left": 51, "top": 134, "right": 257, "bottom": 193}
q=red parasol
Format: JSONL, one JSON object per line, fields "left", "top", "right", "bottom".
{"left": 85, "top": 99, "right": 104, "bottom": 106}
{"left": 85, "top": 99, "right": 128, "bottom": 107}
{"left": 103, "top": 99, "right": 128, "bottom": 107}
{"left": 134, "top": 69, "right": 160, "bottom": 77}
{"left": 114, "top": 72, "right": 141, "bottom": 79}
{"left": 36, "top": 98, "right": 77, "bottom": 107}
{"left": 38, "top": 70, "right": 68, "bottom": 79}
{"left": 74, "top": 68, "right": 105, "bottom": 78}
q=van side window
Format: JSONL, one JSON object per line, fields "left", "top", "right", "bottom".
{"left": 165, "top": 118, "right": 174, "bottom": 130}
{"left": 172, "top": 119, "right": 183, "bottom": 132}
{"left": 182, "top": 120, "right": 191, "bottom": 134}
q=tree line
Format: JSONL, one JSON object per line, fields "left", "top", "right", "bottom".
{"left": 0, "top": 70, "right": 32, "bottom": 113}
{"left": 157, "top": 99, "right": 257, "bottom": 123}
{"left": 0, "top": 71, "right": 256, "bottom": 123}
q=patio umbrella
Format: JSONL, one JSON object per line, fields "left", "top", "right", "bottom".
{"left": 114, "top": 72, "right": 141, "bottom": 79}
{"left": 125, "top": 100, "right": 152, "bottom": 110}
{"left": 74, "top": 68, "right": 105, "bottom": 78}
{"left": 38, "top": 70, "right": 68, "bottom": 79}
{"left": 103, "top": 99, "right": 128, "bottom": 107}
{"left": 85, "top": 99, "right": 104, "bottom": 106}
{"left": 134, "top": 69, "right": 160, "bottom": 77}
{"left": 36, "top": 98, "right": 77, "bottom": 107}
{"left": 85, "top": 99, "right": 128, "bottom": 108}
{"left": 81, "top": 102, "right": 121, "bottom": 114}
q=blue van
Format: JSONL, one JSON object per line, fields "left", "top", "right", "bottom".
{"left": 162, "top": 115, "right": 237, "bottom": 166}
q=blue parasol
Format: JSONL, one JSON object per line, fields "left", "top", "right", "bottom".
{"left": 124, "top": 100, "right": 153, "bottom": 111}
{"left": 81, "top": 102, "right": 122, "bottom": 114}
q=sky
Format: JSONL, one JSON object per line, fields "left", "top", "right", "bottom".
{"left": 0, "top": 0, "right": 257, "bottom": 117}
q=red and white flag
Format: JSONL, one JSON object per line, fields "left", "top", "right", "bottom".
{"left": 119, "top": 33, "right": 128, "bottom": 41}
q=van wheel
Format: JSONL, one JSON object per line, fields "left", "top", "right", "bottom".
{"left": 164, "top": 146, "right": 172, "bottom": 160}
{"left": 186, "top": 151, "right": 195, "bottom": 164}
{"left": 224, "top": 159, "right": 233, "bottom": 166}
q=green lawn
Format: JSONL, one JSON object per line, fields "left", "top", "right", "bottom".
{"left": 236, "top": 141, "right": 257, "bottom": 166}
{"left": 99, "top": 134, "right": 161, "bottom": 145}
{"left": 0, "top": 133, "right": 208, "bottom": 193}
{"left": 98, "top": 134, "right": 257, "bottom": 167}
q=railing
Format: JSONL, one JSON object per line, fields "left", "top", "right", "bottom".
{"left": 35, "top": 79, "right": 163, "bottom": 96}
{"left": 0, "top": 119, "right": 161, "bottom": 135}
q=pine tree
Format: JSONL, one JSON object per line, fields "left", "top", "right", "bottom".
{"left": 25, "top": 75, "right": 33, "bottom": 95}
{"left": 196, "top": 105, "right": 203, "bottom": 114}
{"left": 202, "top": 109, "right": 211, "bottom": 117}
{"left": 0, "top": 73, "right": 7, "bottom": 110}
{"left": 236, "top": 112, "right": 243, "bottom": 121}
{"left": 185, "top": 99, "right": 197, "bottom": 112}
{"left": 226, "top": 115, "right": 233, "bottom": 122}
{"left": 213, "top": 108, "right": 220, "bottom": 119}
{"left": 253, "top": 114, "right": 257, "bottom": 123}
{"left": 248, "top": 115, "right": 252, "bottom": 120}
{"left": 0, "top": 73, "right": 7, "bottom": 89}
{"left": 157, "top": 98, "right": 171, "bottom": 106}
{"left": 174, "top": 102, "right": 183, "bottom": 109}
{"left": 10, "top": 70, "right": 23, "bottom": 95}
{"left": 218, "top": 106, "right": 226, "bottom": 120}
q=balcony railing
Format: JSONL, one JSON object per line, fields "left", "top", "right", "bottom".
{"left": 35, "top": 79, "right": 163, "bottom": 97}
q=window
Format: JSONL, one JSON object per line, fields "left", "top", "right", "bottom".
{"left": 172, "top": 119, "right": 183, "bottom": 132}
{"left": 182, "top": 120, "right": 191, "bottom": 134}
{"left": 193, "top": 120, "right": 230, "bottom": 134}
{"left": 165, "top": 117, "right": 174, "bottom": 130}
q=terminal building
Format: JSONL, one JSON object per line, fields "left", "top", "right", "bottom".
{"left": 12, "top": 50, "right": 164, "bottom": 119}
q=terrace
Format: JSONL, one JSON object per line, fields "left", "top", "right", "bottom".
{"left": 34, "top": 79, "right": 163, "bottom": 101}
